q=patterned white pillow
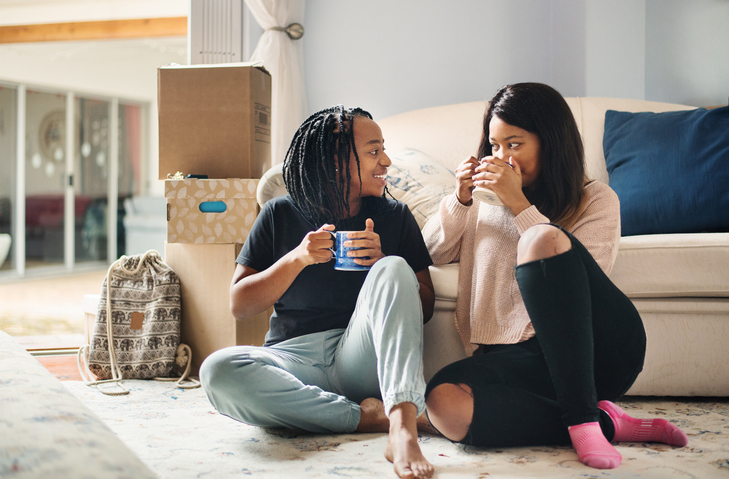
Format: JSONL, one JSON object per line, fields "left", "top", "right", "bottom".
{"left": 386, "top": 149, "right": 455, "bottom": 229}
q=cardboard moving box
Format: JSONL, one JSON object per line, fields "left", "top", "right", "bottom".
{"left": 158, "top": 62, "right": 272, "bottom": 180}
{"left": 165, "top": 178, "right": 259, "bottom": 244}
{"left": 164, "top": 242, "right": 270, "bottom": 376}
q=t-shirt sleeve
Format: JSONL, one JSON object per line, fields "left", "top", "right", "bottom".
{"left": 236, "top": 200, "right": 275, "bottom": 272}
{"left": 395, "top": 204, "right": 433, "bottom": 274}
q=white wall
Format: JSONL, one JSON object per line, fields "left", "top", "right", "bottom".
{"left": 303, "top": 0, "right": 727, "bottom": 121}
{"left": 304, "top": 0, "right": 557, "bottom": 121}
{"left": 585, "top": 0, "right": 646, "bottom": 99}
{"left": 549, "top": 0, "right": 587, "bottom": 97}
{"left": 302, "top": 0, "right": 648, "bottom": 121}
{"left": 645, "top": 0, "right": 729, "bottom": 107}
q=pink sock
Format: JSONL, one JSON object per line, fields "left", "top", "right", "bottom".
{"left": 598, "top": 400, "right": 689, "bottom": 447}
{"left": 568, "top": 422, "right": 622, "bottom": 469}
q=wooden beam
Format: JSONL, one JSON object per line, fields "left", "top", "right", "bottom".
{"left": 0, "top": 17, "right": 187, "bottom": 44}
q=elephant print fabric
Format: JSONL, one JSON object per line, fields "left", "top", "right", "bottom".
{"left": 87, "top": 251, "right": 182, "bottom": 380}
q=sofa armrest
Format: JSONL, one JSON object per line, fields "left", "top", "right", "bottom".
{"left": 0, "top": 331, "right": 157, "bottom": 478}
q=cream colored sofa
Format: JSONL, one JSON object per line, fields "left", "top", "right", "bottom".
{"left": 257, "top": 98, "right": 729, "bottom": 397}
{"left": 378, "top": 98, "right": 729, "bottom": 397}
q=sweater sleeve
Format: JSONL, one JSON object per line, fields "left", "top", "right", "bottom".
{"left": 569, "top": 182, "right": 621, "bottom": 275}
{"left": 513, "top": 205, "right": 550, "bottom": 235}
{"left": 422, "top": 194, "right": 473, "bottom": 265}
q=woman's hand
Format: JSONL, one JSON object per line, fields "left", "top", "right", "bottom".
{"left": 454, "top": 156, "right": 481, "bottom": 205}
{"left": 293, "top": 224, "right": 336, "bottom": 266}
{"left": 345, "top": 218, "right": 384, "bottom": 267}
{"left": 476, "top": 156, "right": 531, "bottom": 215}
{"left": 474, "top": 156, "right": 521, "bottom": 193}
{"left": 231, "top": 223, "right": 340, "bottom": 320}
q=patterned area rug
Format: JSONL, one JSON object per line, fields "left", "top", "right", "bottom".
{"left": 63, "top": 380, "right": 729, "bottom": 478}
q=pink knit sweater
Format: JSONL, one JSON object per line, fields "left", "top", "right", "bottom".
{"left": 422, "top": 181, "right": 621, "bottom": 355}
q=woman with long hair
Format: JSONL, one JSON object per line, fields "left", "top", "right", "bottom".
{"left": 422, "top": 83, "right": 688, "bottom": 469}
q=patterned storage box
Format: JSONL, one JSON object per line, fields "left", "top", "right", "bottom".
{"left": 165, "top": 178, "right": 259, "bottom": 244}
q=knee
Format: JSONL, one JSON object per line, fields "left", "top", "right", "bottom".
{"left": 425, "top": 383, "right": 473, "bottom": 442}
{"left": 373, "top": 255, "right": 409, "bottom": 275}
{"left": 370, "top": 256, "right": 417, "bottom": 288}
{"left": 199, "top": 347, "right": 241, "bottom": 393}
{"left": 517, "top": 224, "right": 571, "bottom": 265}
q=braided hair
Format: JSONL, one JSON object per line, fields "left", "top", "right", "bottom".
{"left": 283, "top": 105, "right": 378, "bottom": 227}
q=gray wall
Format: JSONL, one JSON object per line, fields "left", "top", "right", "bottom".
{"left": 302, "top": 0, "right": 728, "bottom": 120}
{"left": 646, "top": 0, "right": 729, "bottom": 107}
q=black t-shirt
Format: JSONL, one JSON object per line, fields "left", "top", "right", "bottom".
{"left": 237, "top": 195, "right": 432, "bottom": 346}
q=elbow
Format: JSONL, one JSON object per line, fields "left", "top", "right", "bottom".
{"left": 230, "top": 289, "right": 268, "bottom": 320}
{"left": 230, "top": 305, "right": 242, "bottom": 321}
{"left": 230, "top": 286, "right": 253, "bottom": 321}
{"left": 230, "top": 298, "right": 247, "bottom": 321}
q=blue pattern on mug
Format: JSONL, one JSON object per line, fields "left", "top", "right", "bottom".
{"left": 333, "top": 231, "right": 370, "bottom": 271}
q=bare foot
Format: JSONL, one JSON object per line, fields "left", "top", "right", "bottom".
{"left": 356, "top": 398, "right": 439, "bottom": 435}
{"left": 356, "top": 398, "right": 390, "bottom": 433}
{"left": 385, "top": 403, "right": 434, "bottom": 479}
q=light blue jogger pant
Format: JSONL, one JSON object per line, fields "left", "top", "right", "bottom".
{"left": 199, "top": 256, "right": 427, "bottom": 433}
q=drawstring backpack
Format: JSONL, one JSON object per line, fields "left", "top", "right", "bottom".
{"left": 77, "top": 250, "right": 199, "bottom": 395}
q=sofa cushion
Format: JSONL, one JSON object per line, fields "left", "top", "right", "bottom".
{"left": 603, "top": 106, "right": 729, "bottom": 236}
{"left": 386, "top": 149, "right": 455, "bottom": 228}
{"left": 610, "top": 233, "right": 729, "bottom": 298}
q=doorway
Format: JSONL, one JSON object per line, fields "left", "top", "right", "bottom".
{"left": 0, "top": 81, "right": 147, "bottom": 348}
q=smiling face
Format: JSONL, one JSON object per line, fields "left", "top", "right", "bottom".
{"left": 345, "top": 116, "right": 391, "bottom": 214}
{"left": 488, "top": 115, "right": 542, "bottom": 188}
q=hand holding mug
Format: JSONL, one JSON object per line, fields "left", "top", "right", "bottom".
{"left": 454, "top": 156, "right": 481, "bottom": 205}
{"left": 331, "top": 218, "right": 383, "bottom": 271}
{"left": 297, "top": 224, "right": 336, "bottom": 266}
{"left": 472, "top": 156, "right": 519, "bottom": 206}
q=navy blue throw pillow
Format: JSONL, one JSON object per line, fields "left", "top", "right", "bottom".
{"left": 603, "top": 106, "right": 729, "bottom": 236}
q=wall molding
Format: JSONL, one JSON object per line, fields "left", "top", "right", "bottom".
{"left": 0, "top": 17, "right": 187, "bottom": 44}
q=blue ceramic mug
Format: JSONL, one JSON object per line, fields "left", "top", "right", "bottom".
{"left": 332, "top": 231, "right": 371, "bottom": 271}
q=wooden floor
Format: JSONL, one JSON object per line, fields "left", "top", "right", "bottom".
{"left": 0, "top": 268, "right": 106, "bottom": 350}
{"left": 36, "top": 354, "right": 84, "bottom": 381}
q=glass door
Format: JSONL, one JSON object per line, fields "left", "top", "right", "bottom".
{"left": 0, "top": 85, "right": 16, "bottom": 273}
{"left": 0, "top": 82, "right": 148, "bottom": 278}
{"left": 24, "top": 90, "right": 68, "bottom": 270}
{"left": 74, "top": 96, "right": 110, "bottom": 265}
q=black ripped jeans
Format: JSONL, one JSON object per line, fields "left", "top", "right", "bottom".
{"left": 425, "top": 226, "right": 646, "bottom": 447}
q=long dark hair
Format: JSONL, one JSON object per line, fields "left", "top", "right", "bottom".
{"left": 283, "top": 105, "right": 376, "bottom": 227}
{"left": 477, "top": 83, "right": 586, "bottom": 227}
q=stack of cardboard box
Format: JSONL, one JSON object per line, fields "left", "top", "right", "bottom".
{"left": 158, "top": 63, "right": 273, "bottom": 375}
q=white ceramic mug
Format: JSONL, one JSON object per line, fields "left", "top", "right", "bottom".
{"left": 471, "top": 186, "right": 504, "bottom": 205}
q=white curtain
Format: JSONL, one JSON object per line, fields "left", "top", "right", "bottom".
{"left": 244, "top": 0, "right": 307, "bottom": 166}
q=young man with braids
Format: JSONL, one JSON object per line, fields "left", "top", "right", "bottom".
{"left": 200, "top": 106, "right": 436, "bottom": 479}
